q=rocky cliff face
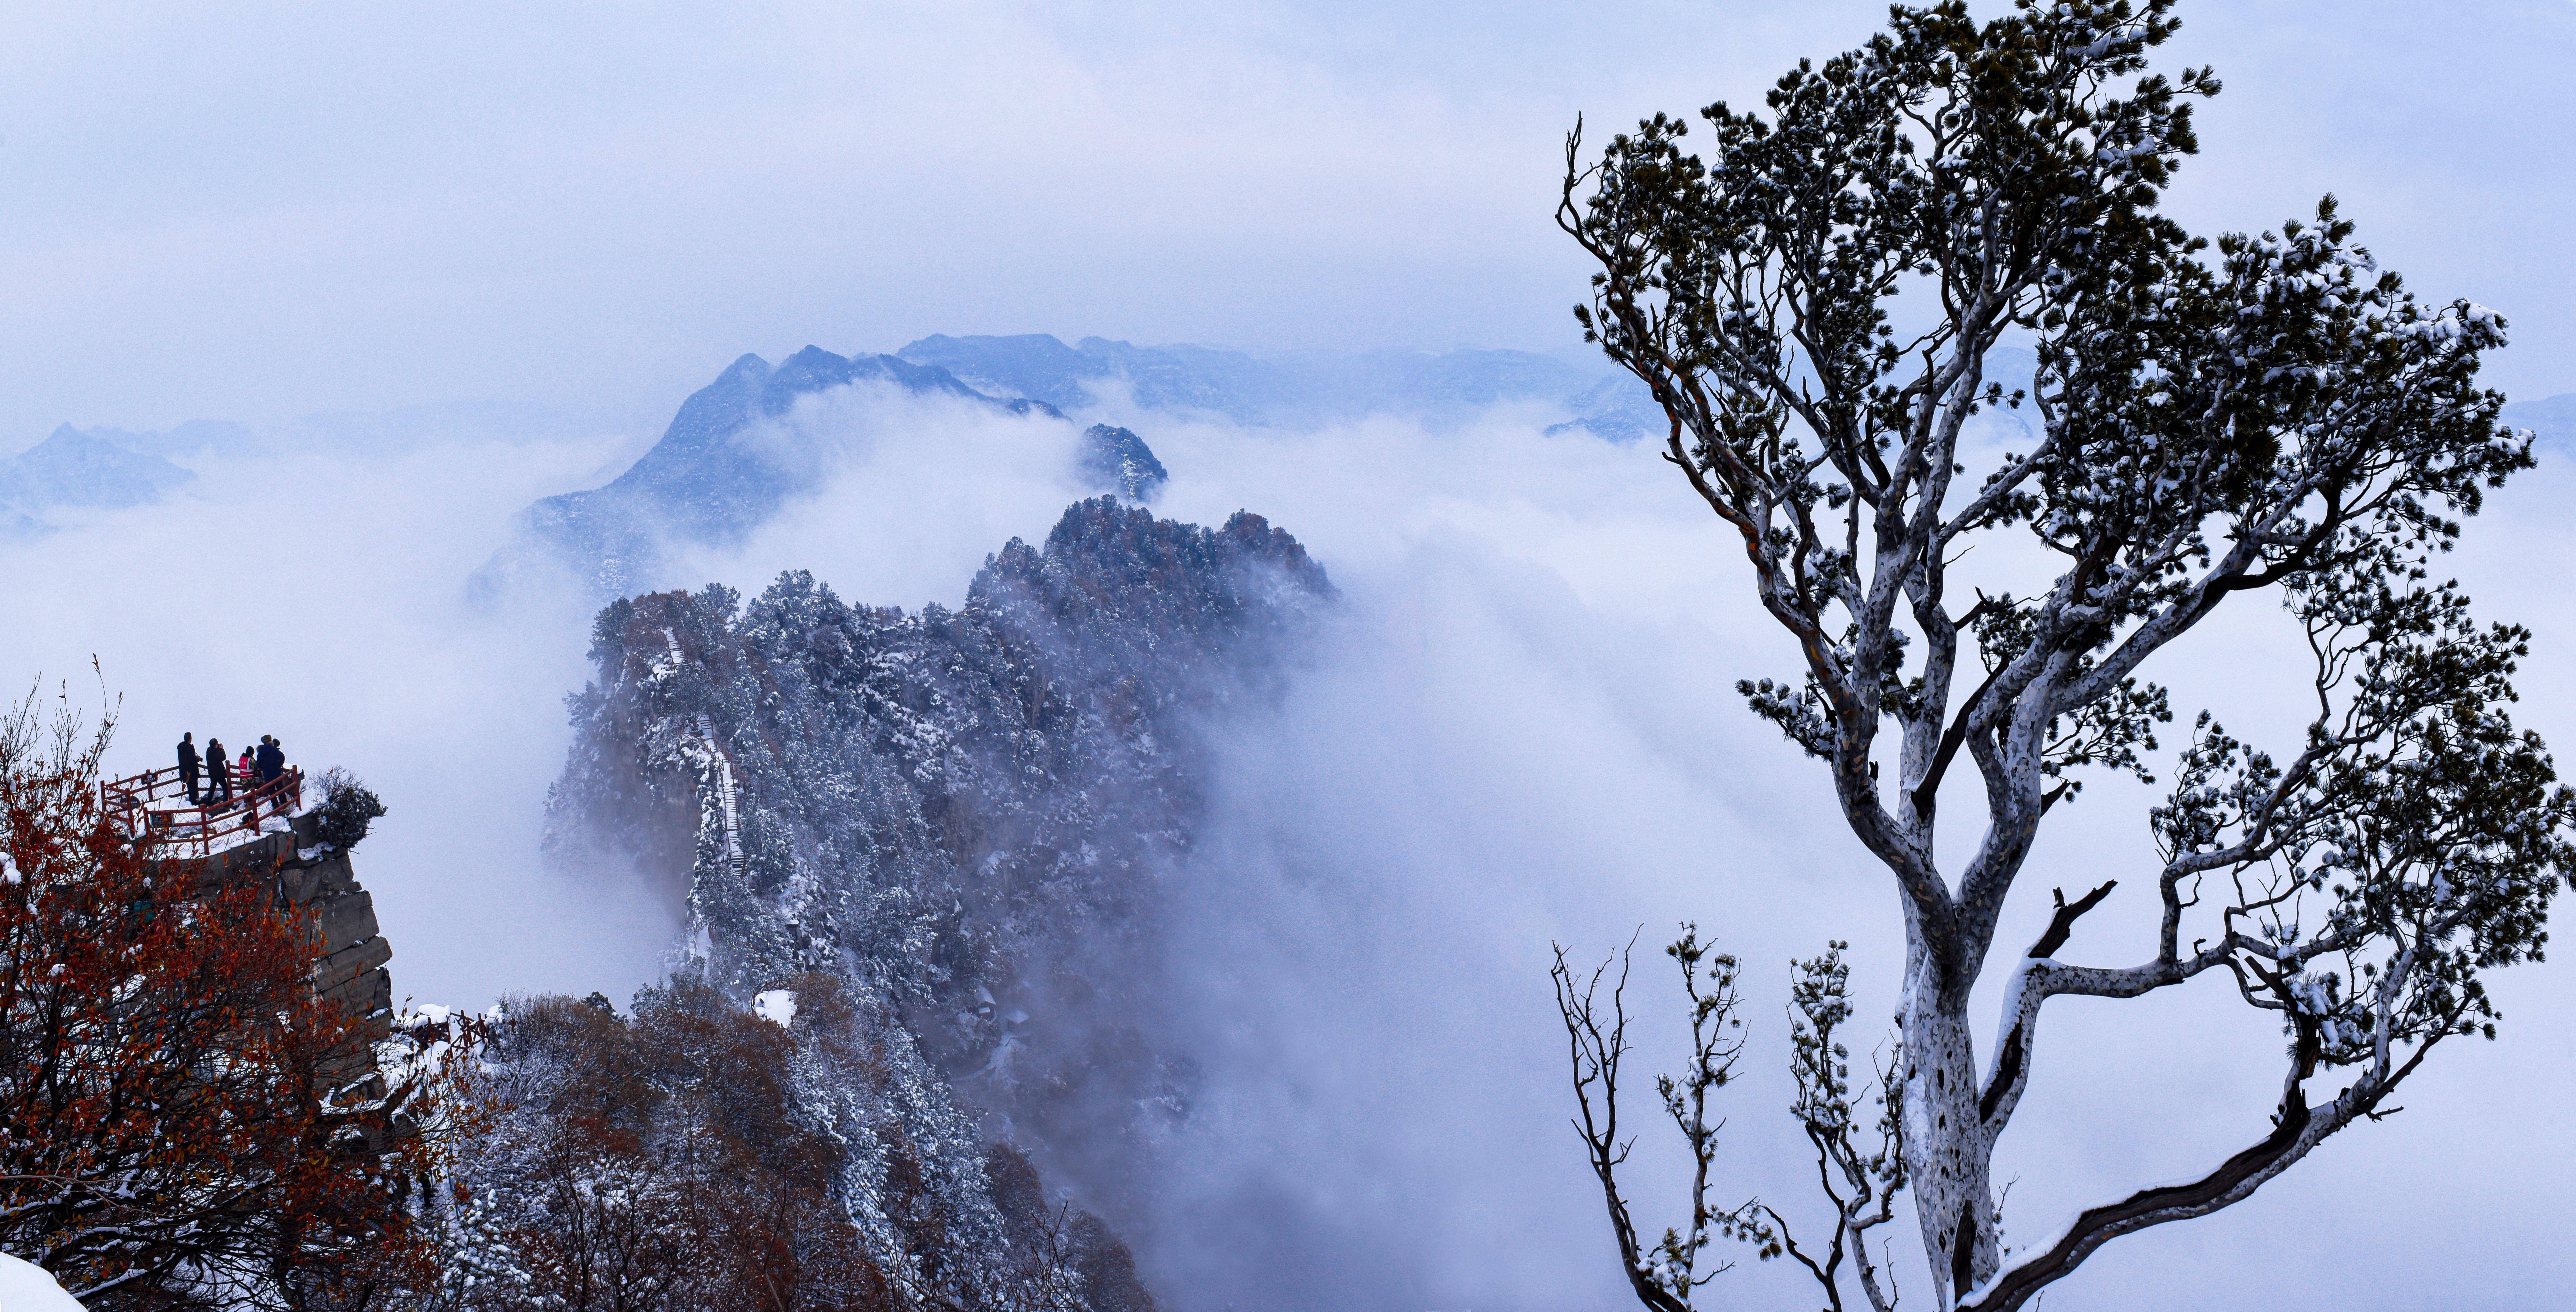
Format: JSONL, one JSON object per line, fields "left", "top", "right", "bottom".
{"left": 545, "top": 496, "right": 1332, "bottom": 1288}
{"left": 169, "top": 820, "right": 398, "bottom": 1113}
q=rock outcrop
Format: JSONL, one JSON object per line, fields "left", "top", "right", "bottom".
{"left": 1078, "top": 423, "right": 1168, "bottom": 501}
{"left": 174, "top": 818, "right": 396, "bottom": 1103}
{"left": 546, "top": 495, "right": 1334, "bottom": 1277}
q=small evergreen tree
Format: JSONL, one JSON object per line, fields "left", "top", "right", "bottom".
{"left": 311, "top": 767, "right": 389, "bottom": 851}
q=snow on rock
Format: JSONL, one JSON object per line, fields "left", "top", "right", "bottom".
{"left": 0, "top": 1253, "right": 85, "bottom": 1312}
{"left": 754, "top": 988, "right": 797, "bottom": 1027}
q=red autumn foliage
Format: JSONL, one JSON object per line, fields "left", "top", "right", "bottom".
{"left": 438, "top": 982, "right": 895, "bottom": 1311}
{"left": 423, "top": 974, "right": 1152, "bottom": 1312}
{"left": 0, "top": 699, "right": 433, "bottom": 1308}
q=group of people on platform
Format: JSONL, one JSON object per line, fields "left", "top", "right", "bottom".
{"left": 174, "top": 732, "right": 288, "bottom": 808}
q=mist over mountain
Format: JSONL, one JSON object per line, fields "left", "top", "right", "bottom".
{"left": 8, "top": 0, "right": 2571, "bottom": 1302}
{"left": 898, "top": 333, "right": 1663, "bottom": 440}
{"left": 10, "top": 319, "right": 2563, "bottom": 1309}
{"left": 0, "top": 407, "right": 627, "bottom": 532}
{"left": 2503, "top": 391, "right": 2576, "bottom": 448}
{"left": 0, "top": 425, "right": 197, "bottom": 529}
{"left": 11, "top": 319, "right": 2574, "bottom": 1306}
{"left": 543, "top": 496, "right": 1333, "bottom": 1279}
{"left": 481, "top": 347, "right": 1167, "bottom": 598}
{"left": 466, "top": 334, "right": 1684, "bottom": 605}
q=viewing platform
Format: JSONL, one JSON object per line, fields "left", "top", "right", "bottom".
{"left": 102, "top": 761, "right": 306, "bottom": 858}
{"left": 101, "top": 756, "right": 398, "bottom": 1101}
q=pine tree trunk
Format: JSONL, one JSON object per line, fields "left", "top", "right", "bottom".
{"left": 1901, "top": 939, "right": 1999, "bottom": 1308}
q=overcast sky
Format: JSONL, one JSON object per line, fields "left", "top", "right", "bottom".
{"left": 3, "top": 0, "right": 2571, "bottom": 441}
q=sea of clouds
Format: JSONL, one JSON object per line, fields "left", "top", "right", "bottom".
{"left": 5, "top": 382, "right": 2571, "bottom": 1310}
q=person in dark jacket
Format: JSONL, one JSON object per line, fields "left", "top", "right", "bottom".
{"left": 177, "top": 733, "right": 201, "bottom": 804}
{"left": 204, "top": 736, "right": 230, "bottom": 805}
{"left": 255, "top": 736, "right": 284, "bottom": 786}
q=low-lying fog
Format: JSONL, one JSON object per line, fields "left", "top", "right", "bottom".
{"left": 6, "top": 384, "right": 2571, "bottom": 1309}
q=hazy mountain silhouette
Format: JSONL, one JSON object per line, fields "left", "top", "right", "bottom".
{"left": 0, "top": 425, "right": 197, "bottom": 528}
{"left": 482, "top": 347, "right": 1164, "bottom": 598}
{"left": 897, "top": 333, "right": 1661, "bottom": 438}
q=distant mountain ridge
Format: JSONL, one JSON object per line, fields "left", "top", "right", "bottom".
{"left": 2503, "top": 392, "right": 2576, "bottom": 449}
{"left": 896, "top": 333, "right": 1663, "bottom": 439}
{"left": 534, "top": 348, "right": 1015, "bottom": 545}
{"left": 0, "top": 406, "right": 618, "bottom": 536}
{"left": 14, "top": 406, "right": 620, "bottom": 471}
{"left": 479, "top": 332, "right": 1672, "bottom": 604}
{"left": 0, "top": 425, "right": 197, "bottom": 534}
{"left": 36, "top": 419, "right": 253, "bottom": 463}
{"left": 487, "top": 346, "right": 1165, "bottom": 598}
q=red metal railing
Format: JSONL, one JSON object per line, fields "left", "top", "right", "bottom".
{"left": 103, "top": 762, "right": 305, "bottom": 859}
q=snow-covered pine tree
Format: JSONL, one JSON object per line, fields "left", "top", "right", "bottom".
{"left": 1555, "top": 3, "right": 2573, "bottom": 1308}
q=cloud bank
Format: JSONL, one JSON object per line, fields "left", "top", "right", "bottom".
{"left": 6, "top": 377, "right": 2572, "bottom": 1309}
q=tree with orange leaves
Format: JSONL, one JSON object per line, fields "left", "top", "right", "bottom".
{"left": 0, "top": 691, "right": 438, "bottom": 1309}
